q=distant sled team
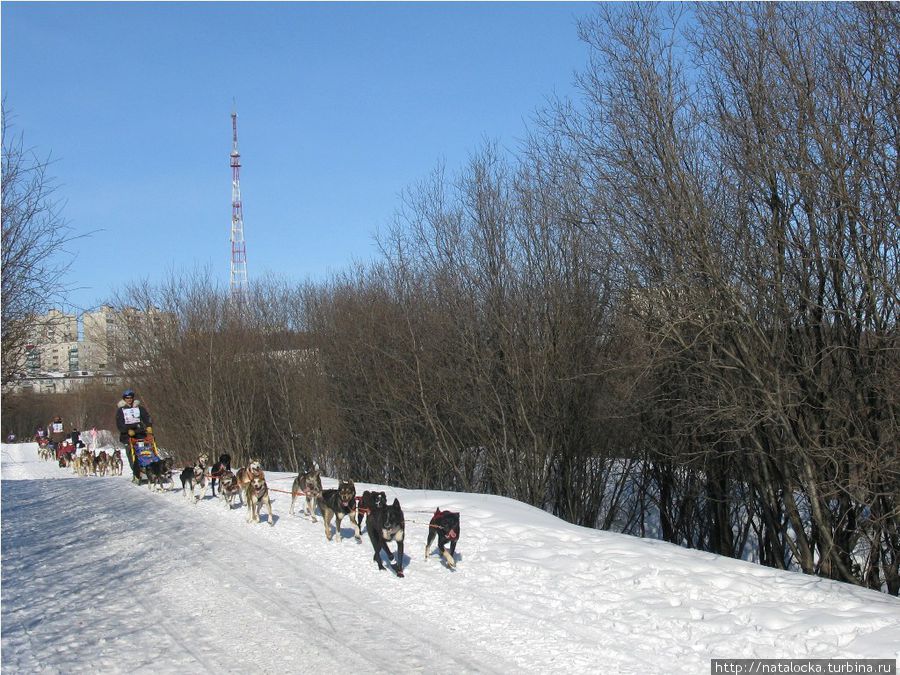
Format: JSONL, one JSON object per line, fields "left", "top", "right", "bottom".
{"left": 38, "top": 436, "right": 124, "bottom": 479}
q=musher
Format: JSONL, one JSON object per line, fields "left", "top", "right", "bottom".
{"left": 115, "top": 389, "right": 154, "bottom": 483}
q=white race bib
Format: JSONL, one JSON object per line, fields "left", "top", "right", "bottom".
{"left": 52, "top": 423, "right": 63, "bottom": 433}
{"left": 122, "top": 407, "right": 142, "bottom": 425}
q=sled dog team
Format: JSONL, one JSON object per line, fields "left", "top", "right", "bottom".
{"left": 171, "top": 453, "right": 460, "bottom": 577}
{"left": 48, "top": 441, "right": 460, "bottom": 576}
{"left": 45, "top": 446, "right": 125, "bottom": 477}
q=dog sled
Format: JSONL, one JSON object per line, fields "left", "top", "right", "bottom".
{"left": 129, "top": 435, "right": 162, "bottom": 482}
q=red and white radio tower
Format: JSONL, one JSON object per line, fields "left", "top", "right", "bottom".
{"left": 230, "top": 104, "right": 248, "bottom": 300}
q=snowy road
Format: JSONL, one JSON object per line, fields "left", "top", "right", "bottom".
{"left": 2, "top": 443, "right": 899, "bottom": 674}
{"left": 1, "top": 460, "right": 512, "bottom": 673}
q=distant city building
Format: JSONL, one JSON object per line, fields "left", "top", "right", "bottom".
{"left": 83, "top": 305, "right": 125, "bottom": 370}
{"left": 20, "top": 309, "right": 79, "bottom": 376}
{"left": 3, "top": 371, "right": 122, "bottom": 395}
{"left": 38, "top": 340, "right": 79, "bottom": 373}
{"left": 5, "top": 305, "right": 168, "bottom": 394}
{"left": 31, "top": 308, "right": 78, "bottom": 344}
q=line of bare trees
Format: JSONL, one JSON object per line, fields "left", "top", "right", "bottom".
{"left": 1, "top": 382, "right": 113, "bottom": 440}
{"left": 7, "top": 3, "right": 895, "bottom": 594}
{"left": 543, "top": 3, "right": 898, "bottom": 591}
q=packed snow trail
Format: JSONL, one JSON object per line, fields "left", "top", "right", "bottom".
{"left": 1, "top": 471, "right": 512, "bottom": 673}
{"left": 2, "top": 443, "right": 899, "bottom": 674}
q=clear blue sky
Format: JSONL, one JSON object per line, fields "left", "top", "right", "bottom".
{"left": 2, "top": 1, "right": 593, "bottom": 312}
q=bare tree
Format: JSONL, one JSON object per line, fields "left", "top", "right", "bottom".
{"left": 1, "top": 103, "right": 76, "bottom": 382}
{"left": 548, "top": 2, "right": 899, "bottom": 591}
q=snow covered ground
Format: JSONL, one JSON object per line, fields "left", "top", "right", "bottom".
{"left": 2, "top": 441, "right": 898, "bottom": 674}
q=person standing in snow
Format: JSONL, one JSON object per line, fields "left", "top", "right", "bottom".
{"left": 116, "top": 389, "right": 154, "bottom": 482}
{"left": 70, "top": 427, "right": 86, "bottom": 452}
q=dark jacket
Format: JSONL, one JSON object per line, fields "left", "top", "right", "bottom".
{"left": 116, "top": 398, "right": 153, "bottom": 443}
{"left": 47, "top": 418, "right": 66, "bottom": 444}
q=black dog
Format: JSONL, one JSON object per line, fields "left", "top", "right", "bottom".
{"left": 425, "top": 508, "right": 460, "bottom": 569}
{"left": 357, "top": 490, "right": 387, "bottom": 529}
{"left": 367, "top": 497, "right": 405, "bottom": 577}
{"left": 180, "top": 464, "right": 205, "bottom": 501}
{"left": 209, "top": 453, "right": 232, "bottom": 497}
{"left": 145, "top": 457, "right": 174, "bottom": 491}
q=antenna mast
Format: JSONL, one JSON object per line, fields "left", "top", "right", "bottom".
{"left": 230, "top": 103, "right": 248, "bottom": 300}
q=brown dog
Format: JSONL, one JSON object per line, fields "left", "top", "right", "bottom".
{"left": 245, "top": 475, "right": 274, "bottom": 526}
{"left": 218, "top": 469, "right": 242, "bottom": 509}
{"left": 319, "top": 479, "right": 360, "bottom": 542}
{"left": 235, "top": 459, "right": 264, "bottom": 493}
{"left": 94, "top": 450, "right": 110, "bottom": 477}
{"left": 290, "top": 469, "right": 322, "bottom": 521}
{"left": 79, "top": 451, "right": 94, "bottom": 477}
{"left": 109, "top": 449, "right": 124, "bottom": 476}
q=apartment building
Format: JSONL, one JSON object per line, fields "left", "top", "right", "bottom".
{"left": 21, "top": 306, "right": 125, "bottom": 374}
{"left": 83, "top": 305, "right": 125, "bottom": 371}
{"left": 22, "top": 309, "right": 79, "bottom": 376}
{"left": 5, "top": 306, "right": 160, "bottom": 394}
{"left": 30, "top": 308, "right": 78, "bottom": 344}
